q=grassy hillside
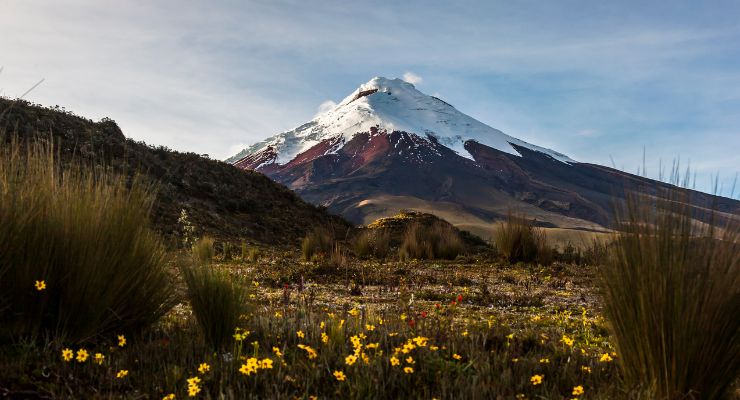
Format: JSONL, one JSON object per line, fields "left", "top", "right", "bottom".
{"left": 0, "top": 98, "right": 350, "bottom": 246}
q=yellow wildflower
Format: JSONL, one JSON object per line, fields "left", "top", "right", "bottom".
{"left": 94, "top": 353, "right": 105, "bottom": 365}
{"left": 260, "top": 358, "right": 273, "bottom": 369}
{"left": 61, "top": 348, "right": 73, "bottom": 362}
{"left": 581, "top": 366, "right": 592, "bottom": 373}
{"left": 405, "top": 356, "right": 415, "bottom": 364}
{"left": 400, "top": 313, "right": 407, "bottom": 321}
{"left": 390, "top": 356, "right": 400, "bottom": 366}
{"left": 162, "top": 394, "right": 176, "bottom": 400}
{"left": 198, "top": 362, "right": 210, "bottom": 374}
{"left": 35, "top": 280, "right": 46, "bottom": 291}
{"left": 539, "top": 358, "right": 550, "bottom": 364}
{"left": 320, "top": 321, "right": 325, "bottom": 329}
{"left": 297, "top": 344, "right": 317, "bottom": 359}
{"left": 274, "top": 311, "right": 283, "bottom": 318}
{"left": 321, "top": 332, "right": 329, "bottom": 344}
{"left": 573, "top": 385, "right": 584, "bottom": 396}
{"left": 345, "top": 354, "right": 357, "bottom": 366}
{"left": 117, "top": 334, "right": 126, "bottom": 347}
{"left": 365, "top": 324, "right": 375, "bottom": 331}
{"left": 76, "top": 349, "right": 89, "bottom": 363}
{"left": 297, "top": 330, "right": 305, "bottom": 339}
{"left": 403, "top": 366, "right": 414, "bottom": 374}
{"left": 272, "top": 347, "right": 283, "bottom": 357}
{"left": 239, "top": 358, "right": 259, "bottom": 375}
{"left": 333, "top": 370, "right": 346, "bottom": 381}
{"left": 187, "top": 384, "right": 200, "bottom": 397}
{"left": 561, "top": 335, "right": 574, "bottom": 347}
{"left": 452, "top": 353, "right": 462, "bottom": 360}
{"left": 530, "top": 374, "right": 543, "bottom": 385}
{"left": 116, "top": 369, "right": 129, "bottom": 379}
{"left": 599, "top": 353, "right": 613, "bottom": 362}
{"left": 349, "top": 308, "right": 360, "bottom": 316}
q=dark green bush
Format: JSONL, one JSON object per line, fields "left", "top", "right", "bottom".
{"left": 0, "top": 136, "right": 176, "bottom": 342}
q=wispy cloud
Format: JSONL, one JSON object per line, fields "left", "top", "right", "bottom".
{"left": 402, "top": 72, "right": 423, "bottom": 85}
{"left": 315, "top": 100, "right": 337, "bottom": 117}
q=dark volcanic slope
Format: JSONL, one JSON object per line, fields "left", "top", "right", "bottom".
{"left": 250, "top": 129, "right": 740, "bottom": 233}
{"left": 0, "top": 98, "right": 350, "bottom": 245}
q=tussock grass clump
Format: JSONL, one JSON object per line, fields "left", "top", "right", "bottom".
{"left": 0, "top": 136, "right": 176, "bottom": 342}
{"left": 182, "top": 265, "right": 250, "bottom": 350}
{"left": 601, "top": 188, "right": 740, "bottom": 399}
{"left": 241, "top": 240, "right": 261, "bottom": 262}
{"left": 301, "top": 227, "right": 333, "bottom": 261}
{"left": 353, "top": 229, "right": 391, "bottom": 259}
{"left": 191, "top": 236, "right": 215, "bottom": 266}
{"left": 222, "top": 241, "right": 233, "bottom": 261}
{"left": 494, "top": 212, "right": 550, "bottom": 265}
{"left": 399, "top": 221, "right": 465, "bottom": 260}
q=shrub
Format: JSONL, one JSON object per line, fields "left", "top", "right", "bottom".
{"left": 182, "top": 265, "right": 250, "bottom": 350}
{"left": 177, "top": 209, "right": 196, "bottom": 248}
{"left": 600, "top": 188, "right": 739, "bottom": 399}
{"left": 494, "top": 212, "right": 549, "bottom": 264}
{"left": 581, "top": 238, "right": 609, "bottom": 266}
{"left": 301, "top": 228, "right": 333, "bottom": 261}
{"left": 192, "top": 236, "right": 215, "bottom": 266}
{"left": 399, "top": 222, "right": 464, "bottom": 261}
{"left": 353, "top": 229, "right": 391, "bottom": 259}
{"left": 0, "top": 136, "right": 176, "bottom": 341}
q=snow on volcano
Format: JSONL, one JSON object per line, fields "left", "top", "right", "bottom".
{"left": 228, "top": 77, "right": 574, "bottom": 167}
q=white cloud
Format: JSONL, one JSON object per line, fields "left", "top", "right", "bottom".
{"left": 402, "top": 72, "right": 423, "bottom": 85}
{"left": 575, "top": 129, "right": 601, "bottom": 137}
{"left": 315, "top": 100, "right": 337, "bottom": 117}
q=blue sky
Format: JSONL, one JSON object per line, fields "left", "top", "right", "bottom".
{"left": 1, "top": 0, "right": 738, "bottom": 197}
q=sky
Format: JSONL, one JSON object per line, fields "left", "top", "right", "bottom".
{"left": 1, "top": 0, "right": 739, "bottom": 197}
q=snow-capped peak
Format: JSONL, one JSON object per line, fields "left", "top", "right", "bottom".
{"left": 228, "top": 76, "right": 574, "bottom": 165}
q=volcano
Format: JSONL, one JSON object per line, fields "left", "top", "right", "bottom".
{"left": 228, "top": 77, "right": 739, "bottom": 240}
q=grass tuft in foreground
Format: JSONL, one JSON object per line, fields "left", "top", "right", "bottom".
{"left": 0, "top": 135, "right": 176, "bottom": 342}
{"left": 182, "top": 262, "right": 251, "bottom": 351}
{"left": 601, "top": 184, "right": 740, "bottom": 399}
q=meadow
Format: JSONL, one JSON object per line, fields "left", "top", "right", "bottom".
{"left": 0, "top": 136, "right": 737, "bottom": 399}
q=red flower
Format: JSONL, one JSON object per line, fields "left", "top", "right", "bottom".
{"left": 421, "top": 311, "right": 428, "bottom": 318}
{"left": 435, "top": 303, "right": 441, "bottom": 309}
{"left": 457, "top": 294, "right": 463, "bottom": 303}
{"left": 408, "top": 319, "right": 415, "bottom": 328}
